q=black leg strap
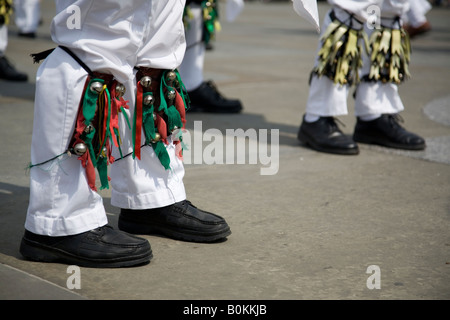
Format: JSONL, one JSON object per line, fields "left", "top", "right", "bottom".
{"left": 30, "top": 46, "right": 94, "bottom": 76}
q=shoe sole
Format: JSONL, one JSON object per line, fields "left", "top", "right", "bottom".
{"left": 119, "top": 218, "right": 231, "bottom": 243}
{"left": 353, "top": 134, "right": 426, "bottom": 151}
{"left": 297, "top": 130, "right": 359, "bottom": 155}
{"left": 20, "top": 238, "right": 152, "bottom": 268}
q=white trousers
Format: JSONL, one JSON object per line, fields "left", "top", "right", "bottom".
{"left": 178, "top": 0, "right": 244, "bottom": 92}
{"left": 14, "top": 0, "right": 41, "bottom": 33}
{"left": 178, "top": 4, "right": 205, "bottom": 92}
{"left": 405, "top": 0, "right": 432, "bottom": 28}
{"left": 306, "top": 0, "right": 409, "bottom": 118}
{"left": 25, "top": 0, "right": 187, "bottom": 236}
{"left": 0, "top": 25, "right": 7, "bottom": 55}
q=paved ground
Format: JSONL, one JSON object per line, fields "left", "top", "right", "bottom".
{"left": 0, "top": 1, "right": 449, "bottom": 301}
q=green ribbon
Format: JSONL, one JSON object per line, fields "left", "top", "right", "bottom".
{"left": 131, "top": 70, "right": 190, "bottom": 170}
{"left": 152, "top": 141, "right": 170, "bottom": 170}
{"left": 80, "top": 78, "right": 113, "bottom": 190}
{"left": 98, "top": 87, "right": 112, "bottom": 190}
{"left": 142, "top": 92, "right": 156, "bottom": 142}
{"left": 201, "top": 0, "right": 219, "bottom": 45}
{"left": 81, "top": 79, "right": 103, "bottom": 169}
{"left": 160, "top": 71, "right": 183, "bottom": 131}
{"left": 141, "top": 92, "right": 171, "bottom": 170}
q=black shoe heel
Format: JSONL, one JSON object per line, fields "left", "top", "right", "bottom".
{"left": 20, "top": 239, "right": 60, "bottom": 263}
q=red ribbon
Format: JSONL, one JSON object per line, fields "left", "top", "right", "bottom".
{"left": 109, "top": 84, "right": 120, "bottom": 149}
{"left": 135, "top": 82, "right": 144, "bottom": 159}
{"left": 155, "top": 113, "right": 168, "bottom": 144}
{"left": 99, "top": 90, "right": 108, "bottom": 152}
{"left": 174, "top": 91, "right": 186, "bottom": 128}
{"left": 84, "top": 152, "right": 97, "bottom": 191}
{"left": 74, "top": 138, "right": 97, "bottom": 191}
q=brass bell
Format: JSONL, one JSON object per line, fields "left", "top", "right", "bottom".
{"left": 143, "top": 94, "right": 154, "bottom": 106}
{"left": 166, "top": 90, "right": 176, "bottom": 100}
{"left": 140, "top": 76, "right": 152, "bottom": 88}
{"left": 152, "top": 133, "right": 161, "bottom": 143}
{"left": 115, "top": 83, "right": 126, "bottom": 98}
{"left": 100, "top": 146, "right": 107, "bottom": 157}
{"left": 73, "top": 143, "right": 87, "bottom": 156}
{"left": 90, "top": 81, "right": 103, "bottom": 94}
{"left": 166, "top": 71, "right": 177, "bottom": 83}
{"left": 84, "top": 124, "right": 94, "bottom": 134}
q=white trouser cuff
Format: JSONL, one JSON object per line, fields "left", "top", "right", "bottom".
{"left": 25, "top": 157, "right": 108, "bottom": 236}
{"left": 306, "top": 75, "right": 350, "bottom": 117}
{"left": 354, "top": 82, "right": 405, "bottom": 117}
{"left": 110, "top": 139, "right": 187, "bottom": 210}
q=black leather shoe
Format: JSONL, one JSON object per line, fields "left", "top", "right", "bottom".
{"left": 0, "top": 56, "right": 28, "bottom": 82}
{"left": 353, "top": 114, "right": 426, "bottom": 150}
{"left": 19, "top": 225, "right": 152, "bottom": 268}
{"left": 297, "top": 116, "right": 359, "bottom": 155}
{"left": 18, "top": 32, "right": 37, "bottom": 38}
{"left": 119, "top": 200, "right": 231, "bottom": 243}
{"left": 187, "top": 81, "right": 243, "bottom": 113}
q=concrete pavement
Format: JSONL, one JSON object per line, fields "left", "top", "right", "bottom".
{"left": 0, "top": 1, "right": 449, "bottom": 301}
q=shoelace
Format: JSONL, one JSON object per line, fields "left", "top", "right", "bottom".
{"left": 386, "top": 114, "right": 405, "bottom": 130}
{"left": 323, "top": 117, "right": 346, "bottom": 132}
{"left": 333, "top": 117, "right": 346, "bottom": 128}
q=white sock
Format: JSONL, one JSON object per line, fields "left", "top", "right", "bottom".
{"left": 304, "top": 113, "right": 320, "bottom": 123}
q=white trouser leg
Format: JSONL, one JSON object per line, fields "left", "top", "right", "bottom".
{"left": 354, "top": 0, "right": 409, "bottom": 118}
{"left": 52, "top": 0, "right": 186, "bottom": 83}
{"left": 109, "top": 75, "right": 187, "bottom": 210}
{"left": 14, "top": 0, "right": 41, "bottom": 33}
{"left": 177, "top": 5, "right": 205, "bottom": 91}
{"left": 306, "top": 2, "right": 408, "bottom": 118}
{"left": 25, "top": 48, "right": 108, "bottom": 236}
{"left": 354, "top": 82, "right": 405, "bottom": 118}
{"left": 305, "top": 75, "right": 350, "bottom": 117}
{"left": 111, "top": 0, "right": 187, "bottom": 209}
{"left": 0, "top": 25, "right": 7, "bottom": 55}
{"left": 110, "top": 141, "right": 186, "bottom": 210}
{"left": 405, "top": 0, "right": 431, "bottom": 27}
{"left": 305, "top": 9, "right": 352, "bottom": 117}
{"left": 25, "top": 0, "right": 187, "bottom": 236}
